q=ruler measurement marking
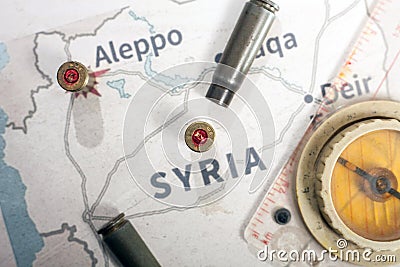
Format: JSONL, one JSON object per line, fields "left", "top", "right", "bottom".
{"left": 255, "top": 218, "right": 264, "bottom": 224}
{"left": 373, "top": 47, "right": 400, "bottom": 98}
{"left": 261, "top": 232, "right": 274, "bottom": 245}
{"left": 260, "top": 207, "right": 269, "bottom": 213}
{"left": 246, "top": 0, "right": 398, "bottom": 246}
{"left": 272, "top": 187, "right": 281, "bottom": 193}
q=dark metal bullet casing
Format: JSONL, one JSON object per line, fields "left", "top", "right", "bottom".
{"left": 206, "top": 0, "right": 278, "bottom": 107}
{"left": 98, "top": 213, "right": 160, "bottom": 267}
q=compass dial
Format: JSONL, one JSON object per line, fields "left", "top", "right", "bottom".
{"left": 317, "top": 119, "right": 400, "bottom": 249}
{"left": 297, "top": 101, "right": 400, "bottom": 265}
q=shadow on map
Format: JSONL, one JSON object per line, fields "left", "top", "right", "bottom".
{"left": 73, "top": 95, "right": 104, "bottom": 148}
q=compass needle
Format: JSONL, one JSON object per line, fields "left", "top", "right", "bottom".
{"left": 337, "top": 156, "right": 400, "bottom": 201}
{"left": 337, "top": 156, "right": 377, "bottom": 184}
{"left": 388, "top": 188, "right": 400, "bottom": 200}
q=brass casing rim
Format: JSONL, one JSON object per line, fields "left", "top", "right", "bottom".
{"left": 184, "top": 121, "right": 215, "bottom": 153}
{"left": 57, "top": 61, "right": 89, "bottom": 92}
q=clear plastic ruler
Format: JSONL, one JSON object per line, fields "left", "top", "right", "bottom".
{"left": 245, "top": 0, "right": 400, "bottom": 258}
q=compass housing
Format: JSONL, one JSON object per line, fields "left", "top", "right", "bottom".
{"left": 297, "top": 100, "right": 400, "bottom": 265}
{"left": 316, "top": 118, "right": 400, "bottom": 250}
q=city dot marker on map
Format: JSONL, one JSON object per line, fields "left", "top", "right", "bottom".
{"left": 57, "top": 61, "right": 109, "bottom": 98}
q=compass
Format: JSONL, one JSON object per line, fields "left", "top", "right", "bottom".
{"left": 297, "top": 100, "right": 400, "bottom": 264}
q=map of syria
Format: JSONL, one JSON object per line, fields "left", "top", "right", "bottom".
{"left": 0, "top": 0, "right": 392, "bottom": 266}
